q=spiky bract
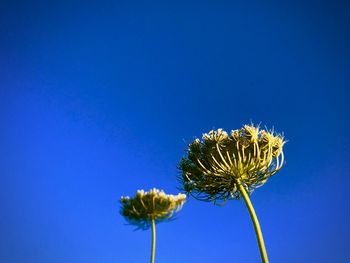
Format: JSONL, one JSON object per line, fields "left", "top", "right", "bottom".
{"left": 179, "top": 124, "right": 285, "bottom": 204}
{"left": 120, "top": 188, "right": 186, "bottom": 229}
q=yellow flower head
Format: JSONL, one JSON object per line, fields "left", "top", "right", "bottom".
{"left": 179, "top": 124, "right": 285, "bottom": 204}
{"left": 120, "top": 188, "right": 186, "bottom": 229}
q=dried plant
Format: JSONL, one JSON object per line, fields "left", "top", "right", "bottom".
{"left": 179, "top": 124, "right": 285, "bottom": 263}
{"left": 120, "top": 188, "right": 186, "bottom": 263}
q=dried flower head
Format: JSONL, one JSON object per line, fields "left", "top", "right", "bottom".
{"left": 120, "top": 188, "right": 186, "bottom": 229}
{"left": 179, "top": 124, "right": 285, "bottom": 204}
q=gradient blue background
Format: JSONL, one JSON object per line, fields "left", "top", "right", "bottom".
{"left": 1, "top": 0, "right": 350, "bottom": 262}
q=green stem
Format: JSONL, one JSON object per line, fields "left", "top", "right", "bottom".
{"left": 150, "top": 218, "right": 156, "bottom": 263}
{"left": 238, "top": 183, "right": 269, "bottom": 263}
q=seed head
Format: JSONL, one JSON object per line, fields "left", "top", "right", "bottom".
{"left": 120, "top": 188, "right": 186, "bottom": 229}
{"left": 179, "top": 124, "right": 285, "bottom": 204}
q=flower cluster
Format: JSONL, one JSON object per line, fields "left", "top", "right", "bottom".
{"left": 179, "top": 124, "right": 285, "bottom": 203}
{"left": 120, "top": 188, "right": 186, "bottom": 229}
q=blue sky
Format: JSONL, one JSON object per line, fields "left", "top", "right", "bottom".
{"left": 1, "top": 0, "right": 350, "bottom": 262}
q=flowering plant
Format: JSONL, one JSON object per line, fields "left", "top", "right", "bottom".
{"left": 120, "top": 188, "right": 186, "bottom": 263}
{"left": 179, "top": 124, "right": 285, "bottom": 262}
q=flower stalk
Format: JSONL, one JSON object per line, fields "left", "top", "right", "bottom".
{"left": 150, "top": 218, "right": 156, "bottom": 263}
{"left": 238, "top": 182, "right": 268, "bottom": 263}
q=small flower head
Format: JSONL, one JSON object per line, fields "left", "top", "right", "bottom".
{"left": 120, "top": 188, "right": 186, "bottom": 229}
{"left": 179, "top": 124, "right": 285, "bottom": 204}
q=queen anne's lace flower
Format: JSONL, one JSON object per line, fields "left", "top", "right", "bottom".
{"left": 179, "top": 124, "right": 285, "bottom": 203}
{"left": 120, "top": 188, "right": 186, "bottom": 229}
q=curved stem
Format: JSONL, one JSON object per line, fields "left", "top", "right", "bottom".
{"left": 238, "top": 183, "right": 269, "bottom": 263}
{"left": 150, "top": 218, "right": 156, "bottom": 263}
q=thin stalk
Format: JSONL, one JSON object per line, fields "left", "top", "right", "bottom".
{"left": 150, "top": 218, "right": 156, "bottom": 263}
{"left": 238, "top": 183, "right": 269, "bottom": 263}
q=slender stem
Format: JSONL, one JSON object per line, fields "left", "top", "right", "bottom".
{"left": 238, "top": 183, "right": 269, "bottom": 263}
{"left": 150, "top": 218, "right": 156, "bottom": 263}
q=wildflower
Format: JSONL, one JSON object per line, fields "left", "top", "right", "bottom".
{"left": 120, "top": 188, "right": 186, "bottom": 263}
{"left": 178, "top": 124, "right": 286, "bottom": 263}
{"left": 179, "top": 124, "right": 285, "bottom": 203}
{"left": 120, "top": 188, "right": 186, "bottom": 229}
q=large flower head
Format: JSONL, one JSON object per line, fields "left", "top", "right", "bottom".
{"left": 120, "top": 188, "right": 186, "bottom": 229}
{"left": 179, "top": 124, "right": 285, "bottom": 203}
